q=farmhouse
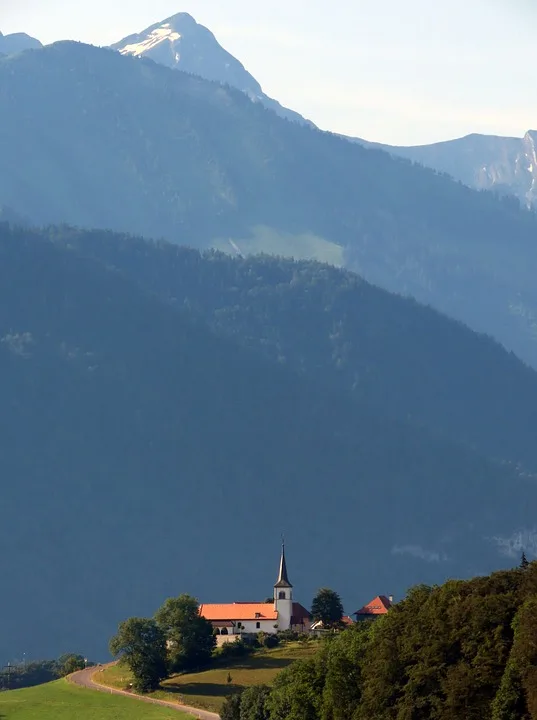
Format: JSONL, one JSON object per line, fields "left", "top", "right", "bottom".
{"left": 353, "top": 594, "right": 393, "bottom": 620}
{"left": 199, "top": 544, "right": 311, "bottom": 636}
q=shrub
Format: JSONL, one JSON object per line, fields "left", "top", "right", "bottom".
{"left": 219, "top": 638, "right": 251, "bottom": 659}
{"left": 263, "top": 634, "right": 280, "bottom": 648}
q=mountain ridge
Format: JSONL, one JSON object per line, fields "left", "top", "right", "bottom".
{"left": 49, "top": 226, "right": 537, "bottom": 474}
{"left": 110, "top": 14, "right": 537, "bottom": 208}
{"left": 353, "top": 129, "right": 537, "bottom": 208}
{"left": 112, "top": 13, "right": 313, "bottom": 127}
{"left": 0, "top": 30, "right": 42, "bottom": 55}
{"left": 2, "top": 41, "right": 537, "bottom": 371}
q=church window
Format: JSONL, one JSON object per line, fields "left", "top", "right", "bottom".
{"left": 278, "top": 591, "right": 286, "bottom": 600}
{"left": 256, "top": 622, "right": 260, "bottom": 629}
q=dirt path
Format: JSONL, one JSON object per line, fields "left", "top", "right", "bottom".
{"left": 69, "top": 664, "right": 220, "bottom": 720}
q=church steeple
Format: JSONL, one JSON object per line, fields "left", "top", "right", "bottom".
{"left": 274, "top": 540, "right": 292, "bottom": 589}
{"left": 274, "top": 540, "right": 293, "bottom": 630}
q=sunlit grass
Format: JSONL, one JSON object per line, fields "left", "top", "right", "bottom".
{"left": 99, "top": 641, "right": 318, "bottom": 712}
{"left": 0, "top": 678, "right": 193, "bottom": 718}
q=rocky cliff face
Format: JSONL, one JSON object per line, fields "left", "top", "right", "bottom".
{"left": 112, "top": 13, "right": 313, "bottom": 127}
{"left": 0, "top": 31, "right": 42, "bottom": 55}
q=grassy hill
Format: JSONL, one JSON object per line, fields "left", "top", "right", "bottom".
{"left": 98, "top": 643, "right": 317, "bottom": 713}
{"left": 0, "top": 679, "right": 191, "bottom": 719}
{"left": 2, "top": 43, "right": 537, "bottom": 366}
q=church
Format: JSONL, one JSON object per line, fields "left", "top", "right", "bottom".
{"left": 199, "top": 544, "right": 311, "bottom": 637}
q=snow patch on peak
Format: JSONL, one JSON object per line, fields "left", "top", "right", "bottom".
{"left": 119, "top": 26, "right": 182, "bottom": 58}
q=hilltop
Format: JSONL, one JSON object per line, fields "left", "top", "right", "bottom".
{"left": 0, "top": 31, "right": 42, "bottom": 55}
{"left": 1, "top": 42, "right": 537, "bottom": 367}
{"left": 217, "top": 561, "right": 537, "bottom": 720}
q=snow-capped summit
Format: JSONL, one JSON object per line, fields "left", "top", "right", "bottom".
{"left": 0, "top": 31, "right": 42, "bottom": 55}
{"left": 112, "top": 13, "right": 313, "bottom": 127}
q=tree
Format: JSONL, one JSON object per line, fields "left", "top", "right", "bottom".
{"left": 239, "top": 684, "right": 271, "bottom": 720}
{"left": 322, "top": 623, "right": 371, "bottom": 720}
{"left": 311, "top": 588, "right": 344, "bottom": 628}
{"left": 221, "top": 690, "right": 243, "bottom": 720}
{"left": 55, "top": 653, "right": 86, "bottom": 676}
{"left": 491, "top": 660, "right": 529, "bottom": 720}
{"left": 520, "top": 551, "right": 530, "bottom": 569}
{"left": 109, "top": 617, "right": 167, "bottom": 693}
{"left": 267, "top": 658, "right": 326, "bottom": 720}
{"left": 155, "top": 594, "right": 215, "bottom": 672}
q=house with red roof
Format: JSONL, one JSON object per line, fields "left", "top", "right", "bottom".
{"left": 199, "top": 543, "right": 311, "bottom": 637}
{"left": 353, "top": 594, "right": 393, "bottom": 621}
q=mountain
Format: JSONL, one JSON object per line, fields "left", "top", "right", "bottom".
{"left": 112, "top": 13, "right": 312, "bottom": 127}
{"left": 353, "top": 130, "right": 537, "bottom": 208}
{"left": 3, "top": 42, "right": 537, "bottom": 371}
{"left": 0, "top": 30, "right": 42, "bottom": 55}
{"left": 2, "top": 222, "right": 537, "bottom": 664}
{"left": 113, "top": 15, "right": 537, "bottom": 212}
{"left": 54, "top": 227, "right": 537, "bottom": 473}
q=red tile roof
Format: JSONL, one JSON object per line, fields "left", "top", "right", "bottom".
{"left": 353, "top": 595, "right": 392, "bottom": 616}
{"left": 341, "top": 615, "right": 354, "bottom": 626}
{"left": 199, "top": 603, "right": 278, "bottom": 622}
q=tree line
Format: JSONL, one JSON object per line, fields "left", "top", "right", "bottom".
{"left": 0, "top": 654, "right": 88, "bottom": 690}
{"left": 222, "top": 557, "right": 537, "bottom": 720}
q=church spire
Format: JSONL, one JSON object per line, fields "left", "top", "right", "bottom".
{"left": 274, "top": 539, "right": 292, "bottom": 588}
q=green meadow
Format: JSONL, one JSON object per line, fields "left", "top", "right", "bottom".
{"left": 0, "top": 679, "right": 193, "bottom": 719}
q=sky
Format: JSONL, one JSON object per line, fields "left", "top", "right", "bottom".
{"left": 2, "top": 0, "right": 536, "bottom": 145}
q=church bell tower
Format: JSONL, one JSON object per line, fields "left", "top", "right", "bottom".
{"left": 274, "top": 541, "right": 293, "bottom": 631}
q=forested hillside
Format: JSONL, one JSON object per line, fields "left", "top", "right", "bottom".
{"left": 2, "top": 43, "right": 537, "bottom": 366}
{"left": 52, "top": 227, "right": 537, "bottom": 472}
{"left": 227, "top": 562, "right": 537, "bottom": 720}
{"left": 1, "top": 223, "right": 536, "bottom": 662}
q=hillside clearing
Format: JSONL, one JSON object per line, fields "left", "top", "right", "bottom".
{"left": 99, "top": 641, "right": 318, "bottom": 712}
{"left": 0, "top": 678, "right": 193, "bottom": 719}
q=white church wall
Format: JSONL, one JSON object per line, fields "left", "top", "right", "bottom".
{"left": 236, "top": 619, "right": 278, "bottom": 634}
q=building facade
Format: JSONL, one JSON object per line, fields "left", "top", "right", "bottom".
{"left": 199, "top": 543, "right": 311, "bottom": 637}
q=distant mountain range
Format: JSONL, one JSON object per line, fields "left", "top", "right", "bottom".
{"left": 112, "top": 14, "right": 537, "bottom": 209}
{"left": 354, "top": 130, "right": 537, "bottom": 209}
{"left": 0, "top": 30, "right": 42, "bottom": 55}
{"left": 3, "top": 16, "right": 535, "bottom": 209}
{"left": 2, "top": 40, "right": 537, "bottom": 370}
{"left": 112, "top": 12, "right": 313, "bottom": 127}
{"left": 2, "top": 223, "right": 537, "bottom": 662}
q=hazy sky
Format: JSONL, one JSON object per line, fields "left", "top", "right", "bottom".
{"left": 2, "top": 0, "right": 535, "bottom": 145}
